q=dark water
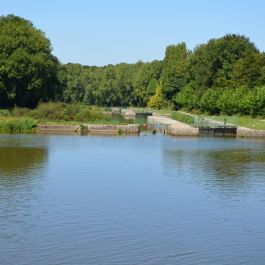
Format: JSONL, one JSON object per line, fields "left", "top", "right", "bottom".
{"left": 0, "top": 134, "right": 265, "bottom": 265}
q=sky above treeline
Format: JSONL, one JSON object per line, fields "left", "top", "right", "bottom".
{"left": 1, "top": 0, "right": 264, "bottom": 66}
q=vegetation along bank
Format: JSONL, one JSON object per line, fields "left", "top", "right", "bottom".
{"left": 0, "top": 15, "right": 265, "bottom": 136}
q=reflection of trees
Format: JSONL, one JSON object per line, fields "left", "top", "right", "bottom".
{"left": 198, "top": 149, "right": 265, "bottom": 196}
{"left": 163, "top": 147, "right": 265, "bottom": 195}
{"left": 204, "top": 149, "right": 265, "bottom": 180}
{"left": 0, "top": 146, "right": 48, "bottom": 177}
{"left": 0, "top": 144, "right": 48, "bottom": 240}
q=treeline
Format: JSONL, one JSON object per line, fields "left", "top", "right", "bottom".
{"left": 1, "top": 15, "right": 265, "bottom": 116}
{"left": 58, "top": 60, "right": 162, "bottom": 107}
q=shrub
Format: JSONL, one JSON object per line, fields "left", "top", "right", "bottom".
{"left": 0, "top": 109, "right": 10, "bottom": 117}
{"left": 11, "top": 107, "right": 31, "bottom": 117}
{"left": 30, "top": 102, "right": 67, "bottom": 120}
{"left": 199, "top": 88, "right": 222, "bottom": 114}
{"left": 175, "top": 83, "right": 202, "bottom": 110}
{"left": 148, "top": 84, "right": 168, "bottom": 110}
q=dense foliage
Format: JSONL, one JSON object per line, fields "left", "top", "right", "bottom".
{"left": 1, "top": 15, "right": 265, "bottom": 116}
{"left": 0, "top": 15, "right": 60, "bottom": 107}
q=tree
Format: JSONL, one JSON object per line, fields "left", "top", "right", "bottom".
{"left": 0, "top": 15, "right": 60, "bottom": 107}
{"left": 59, "top": 63, "right": 85, "bottom": 103}
{"left": 160, "top": 43, "right": 189, "bottom": 100}
{"left": 133, "top": 60, "right": 163, "bottom": 106}
{"left": 231, "top": 53, "right": 265, "bottom": 88}
{"left": 147, "top": 83, "right": 167, "bottom": 110}
{"left": 189, "top": 34, "right": 259, "bottom": 89}
{"left": 199, "top": 88, "right": 222, "bottom": 114}
{"left": 175, "top": 82, "right": 203, "bottom": 110}
{"left": 146, "top": 79, "right": 159, "bottom": 96}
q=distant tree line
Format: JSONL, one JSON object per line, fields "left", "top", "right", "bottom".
{"left": 1, "top": 15, "right": 265, "bottom": 116}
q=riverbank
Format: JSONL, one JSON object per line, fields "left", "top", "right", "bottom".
{"left": 148, "top": 112, "right": 265, "bottom": 138}
{"left": 0, "top": 103, "right": 143, "bottom": 133}
{"left": 1, "top": 103, "right": 265, "bottom": 138}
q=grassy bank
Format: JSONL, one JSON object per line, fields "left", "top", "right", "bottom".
{"left": 171, "top": 111, "right": 195, "bottom": 126}
{"left": 145, "top": 107, "right": 265, "bottom": 130}
{"left": 1, "top": 103, "right": 132, "bottom": 126}
{"left": 0, "top": 103, "right": 142, "bottom": 133}
{"left": 206, "top": 115, "right": 265, "bottom": 130}
{"left": 0, "top": 118, "right": 37, "bottom": 133}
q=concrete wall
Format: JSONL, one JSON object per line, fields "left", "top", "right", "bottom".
{"left": 37, "top": 124, "right": 139, "bottom": 135}
{"left": 168, "top": 125, "right": 199, "bottom": 136}
{"left": 237, "top": 127, "right": 265, "bottom": 138}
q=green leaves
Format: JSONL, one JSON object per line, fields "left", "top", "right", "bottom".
{"left": 0, "top": 14, "right": 264, "bottom": 116}
{"left": 161, "top": 43, "right": 189, "bottom": 100}
{"left": 0, "top": 15, "right": 59, "bottom": 107}
{"left": 147, "top": 83, "right": 168, "bottom": 110}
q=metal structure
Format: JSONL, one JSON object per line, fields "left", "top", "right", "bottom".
{"left": 195, "top": 116, "right": 237, "bottom": 136}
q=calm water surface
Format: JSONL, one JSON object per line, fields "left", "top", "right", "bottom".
{"left": 0, "top": 134, "right": 265, "bottom": 265}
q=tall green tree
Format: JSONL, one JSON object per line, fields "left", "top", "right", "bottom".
{"left": 160, "top": 43, "right": 189, "bottom": 100}
{"left": 133, "top": 60, "right": 163, "bottom": 106}
{"left": 189, "top": 34, "right": 259, "bottom": 88}
{"left": 231, "top": 53, "right": 265, "bottom": 88}
{"left": 0, "top": 15, "right": 60, "bottom": 107}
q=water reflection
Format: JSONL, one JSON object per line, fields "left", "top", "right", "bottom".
{"left": 0, "top": 135, "right": 265, "bottom": 265}
{"left": 0, "top": 146, "right": 48, "bottom": 176}
{"left": 0, "top": 135, "right": 48, "bottom": 187}
{"left": 163, "top": 139, "right": 265, "bottom": 196}
{"left": 203, "top": 149, "right": 265, "bottom": 179}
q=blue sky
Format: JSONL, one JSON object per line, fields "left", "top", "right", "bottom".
{"left": 1, "top": 0, "right": 264, "bottom": 66}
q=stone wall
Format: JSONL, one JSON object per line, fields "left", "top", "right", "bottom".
{"left": 37, "top": 124, "right": 139, "bottom": 135}
{"left": 237, "top": 127, "right": 265, "bottom": 138}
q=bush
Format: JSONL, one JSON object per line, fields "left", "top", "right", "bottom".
{"left": 0, "top": 109, "right": 10, "bottom": 117}
{"left": 251, "top": 86, "right": 265, "bottom": 116}
{"left": 175, "top": 83, "right": 202, "bottom": 110}
{"left": 11, "top": 107, "right": 31, "bottom": 117}
{"left": 32, "top": 102, "right": 68, "bottom": 120}
{"left": 148, "top": 85, "right": 168, "bottom": 110}
{"left": 199, "top": 88, "right": 222, "bottom": 114}
{"left": 26, "top": 102, "right": 111, "bottom": 122}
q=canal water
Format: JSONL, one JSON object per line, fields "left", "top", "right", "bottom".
{"left": 0, "top": 134, "right": 265, "bottom": 265}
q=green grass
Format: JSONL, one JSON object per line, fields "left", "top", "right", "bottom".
{"left": 166, "top": 109, "right": 265, "bottom": 130}
{"left": 171, "top": 111, "right": 196, "bottom": 126}
{"left": 206, "top": 115, "right": 265, "bottom": 130}
{"left": 164, "top": 109, "right": 265, "bottom": 130}
{"left": 0, "top": 103, "right": 143, "bottom": 134}
{"left": 0, "top": 117, "right": 37, "bottom": 133}
{"left": 10, "top": 102, "right": 132, "bottom": 125}
{"left": 37, "top": 119, "right": 129, "bottom": 125}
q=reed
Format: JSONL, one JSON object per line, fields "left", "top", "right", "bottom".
{"left": 0, "top": 118, "right": 37, "bottom": 133}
